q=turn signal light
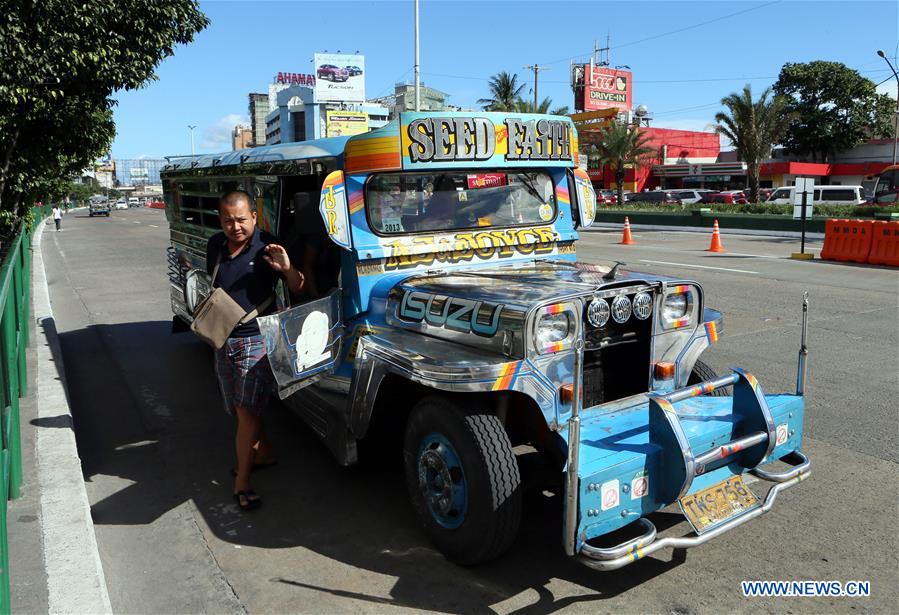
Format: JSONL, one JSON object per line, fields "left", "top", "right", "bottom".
{"left": 654, "top": 361, "right": 676, "bottom": 380}
{"left": 560, "top": 383, "right": 574, "bottom": 404}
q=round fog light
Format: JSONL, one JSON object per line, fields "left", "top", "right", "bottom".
{"left": 587, "top": 298, "right": 610, "bottom": 327}
{"left": 633, "top": 292, "right": 652, "bottom": 320}
{"left": 611, "top": 295, "right": 632, "bottom": 324}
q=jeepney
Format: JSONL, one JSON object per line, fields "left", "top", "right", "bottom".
{"left": 162, "top": 112, "right": 810, "bottom": 570}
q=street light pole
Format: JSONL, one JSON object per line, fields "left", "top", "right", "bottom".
{"left": 188, "top": 125, "right": 196, "bottom": 157}
{"left": 877, "top": 50, "right": 899, "bottom": 165}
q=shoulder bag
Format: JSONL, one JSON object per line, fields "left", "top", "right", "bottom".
{"left": 190, "top": 252, "right": 274, "bottom": 349}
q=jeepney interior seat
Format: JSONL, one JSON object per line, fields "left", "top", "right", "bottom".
{"left": 281, "top": 185, "right": 341, "bottom": 301}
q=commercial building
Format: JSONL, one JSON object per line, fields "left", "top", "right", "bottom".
{"left": 369, "top": 83, "right": 470, "bottom": 119}
{"left": 231, "top": 125, "right": 252, "bottom": 150}
{"left": 248, "top": 93, "right": 269, "bottom": 147}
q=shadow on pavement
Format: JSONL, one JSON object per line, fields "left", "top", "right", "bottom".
{"left": 48, "top": 318, "right": 691, "bottom": 612}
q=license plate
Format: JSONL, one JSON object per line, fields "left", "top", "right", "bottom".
{"left": 679, "top": 475, "right": 760, "bottom": 534}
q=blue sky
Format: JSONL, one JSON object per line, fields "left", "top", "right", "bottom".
{"left": 110, "top": 0, "right": 899, "bottom": 159}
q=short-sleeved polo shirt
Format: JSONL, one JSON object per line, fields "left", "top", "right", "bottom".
{"left": 206, "top": 228, "right": 279, "bottom": 338}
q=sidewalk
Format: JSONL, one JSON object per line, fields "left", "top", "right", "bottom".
{"left": 7, "top": 216, "right": 111, "bottom": 614}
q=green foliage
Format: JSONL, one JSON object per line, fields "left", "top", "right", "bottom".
{"left": 585, "top": 122, "right": 656, "bottom": 206}
{"left": 0, "top": 0, "right": 209, "bottom": 215}
{"left": 478, "top": 72, "right": 527, "bottom": 111}
{"left": 714, "top": 85, "right": 792, "bottom": 203}
{"left": 773, "top": 61, "right": 894, "bottom": 162}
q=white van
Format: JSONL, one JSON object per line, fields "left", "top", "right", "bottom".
{"left": 766, "top": 185, "right": 866, "bottom": 205}
{"left": 128, "top": 197, "right": 139, "bottom": 207}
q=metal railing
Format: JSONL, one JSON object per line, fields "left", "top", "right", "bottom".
{"left": 0, "top": 205, "right": 46, "bottom": 614}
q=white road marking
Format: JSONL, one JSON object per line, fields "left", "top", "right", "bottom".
{"left": 640, "top": 259, "right": 759, "bottom": 274}
{"left": 133, "top": 221, "right": 141, "bottom": 224}
{"left": 149, "top": 224, "right": 159, "bottom": 228}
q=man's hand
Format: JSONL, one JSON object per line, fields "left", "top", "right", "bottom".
{"left": 263, "top": 244, "right": 304, "bottom": 294}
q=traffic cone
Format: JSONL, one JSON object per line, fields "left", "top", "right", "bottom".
{"left": 620, "top": 216, "right": 635, "bottom": 245}
{"left": 707, "top": 219, "right": 725, "bottom": 253}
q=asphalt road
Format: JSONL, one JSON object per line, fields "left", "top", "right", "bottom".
{"left": 42, "top": 209, "right": 898, "bottom": 614}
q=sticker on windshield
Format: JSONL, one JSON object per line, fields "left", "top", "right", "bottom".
{"left": 382, "top": 217, "right": 403, "bottom": 233}
{"left": 539, "top": 203, "right": 553, "bottom": 221}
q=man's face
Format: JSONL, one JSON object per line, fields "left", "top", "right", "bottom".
{"left": 219, "top": 199, "right": 256, "bottom": 243}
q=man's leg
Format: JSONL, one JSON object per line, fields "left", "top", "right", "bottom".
{"left": 252, "top": 418, "right": 276, "bottom": 464}
{"left": 234, "top": 405, "right": 262, "bottom": 503}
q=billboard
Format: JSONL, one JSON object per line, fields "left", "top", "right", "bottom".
{"left": 313, "top": 53, "right": 365, "bottom": 103}
{"left": 575, "top": 66, "right": 632, "bottom": 113}
{"left": 325, "top": 111, "right": 368, "bottom": 137}
{"left": 130, "top": 168, "right": 149, "bottom": 181}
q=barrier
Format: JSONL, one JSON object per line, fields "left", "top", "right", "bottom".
{"left": 819, "top": 219, "right": 874, "bottom": 263}
{"left": 867, "top": 221, "right": 899, "bottom": 267}
{"left": 0, "top": 206, "right": 44, "bottom": 614}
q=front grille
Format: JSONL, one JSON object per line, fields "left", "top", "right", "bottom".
{"left": 582, "top": 291, "right": 653, "bottom": 407}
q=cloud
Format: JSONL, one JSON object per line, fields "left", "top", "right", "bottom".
{"left": 201, "top": 113, "right": 248, "bottom": 151}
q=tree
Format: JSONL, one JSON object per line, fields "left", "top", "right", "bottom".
{"left": 587, "top": 121, "right": 656, "bottom": 206}
{"left": 773, "top": 61, "right": 895, "bottom": 162}
{"left": 0, "top": 0, "right": 209, "bottom": 216}
{"left": 477, "top": 72, "right": 526, "bottom": 111}
{"left": 714, "top": 84, "right": 792, "bottom": 203}
{"left": 513, "top": 96, "right": 569, "bottom": 115}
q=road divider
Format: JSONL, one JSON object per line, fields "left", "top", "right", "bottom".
{"left": 867, "top": 221, "right": 899, "bottom": 267}
{"left": 819, "top": 219, "right": 897, "bottom": 267}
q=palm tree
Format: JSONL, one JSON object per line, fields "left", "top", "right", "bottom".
{"left": 714, "top": 85, "right": 792, "bottom": 202}
{"left": 477, "top": 72, "right": 526, "bottom": 111}
{"left": 588, "top": 121, "right": 657, "bottom": 206}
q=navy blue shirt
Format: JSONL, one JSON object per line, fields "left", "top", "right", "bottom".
{"left": 206, "top": 229, "right": 279, "bottom": 338}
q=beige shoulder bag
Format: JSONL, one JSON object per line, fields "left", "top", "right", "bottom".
{"left": 191, "top": 252, "right": 274, "bottom": 349}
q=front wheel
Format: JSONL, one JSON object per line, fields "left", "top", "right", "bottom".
{"left": 404, "top": 396, "right": 522, "bottom": 565}
{"left": 688, "top": 359, "right": 729, "bottom": 396}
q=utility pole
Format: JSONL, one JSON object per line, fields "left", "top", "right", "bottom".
{"left": 877, "top": 50, "right": 899, "bottom": 165}
{"left": 525, "top": 64, "right": 549, "bottom": 111}
{"left": 188, "top": 125, "right": 196, "bottom": 157}
{"left": 414, "top": 0, "right": 420, "bottom": 111}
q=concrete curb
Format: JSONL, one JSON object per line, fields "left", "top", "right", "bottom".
{"left": 32, "top": 218, "right": 113, "bottom": 614}
{"left": 586, "top": 222, "right": 825, "bottom": 240}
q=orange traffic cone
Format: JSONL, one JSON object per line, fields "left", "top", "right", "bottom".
{"left": 707, "top": 219, "right": 725, "bottom": 253}
{"left": 620, "top": 216, "right": 635, "bottom": 245}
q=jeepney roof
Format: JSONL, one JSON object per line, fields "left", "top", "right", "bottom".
{"left": 162, "top": 137, "right": 351, "bottom": 172}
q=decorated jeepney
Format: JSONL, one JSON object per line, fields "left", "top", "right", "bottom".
{"left": 162, "top": 112, "right": 810, "bottom": 570}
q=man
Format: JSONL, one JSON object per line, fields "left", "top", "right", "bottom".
{"left": 207, "top": 191, "right": 304, "bottom": 510}
{"left": 52, "top": 204, "right": 62, "bottom": 231}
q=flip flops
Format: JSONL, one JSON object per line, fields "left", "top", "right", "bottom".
{"left": 230, "top": 459, "right": 278, "bottom": 477}
{"left": 233, "top": 489, "right": 262, "bottom": 511}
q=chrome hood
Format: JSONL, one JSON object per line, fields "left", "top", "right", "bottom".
{"left": 385, "top": 260, "right": 668, "bottom": 356}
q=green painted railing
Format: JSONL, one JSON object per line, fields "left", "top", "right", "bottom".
{"left": 0, "top": 205, "right": 47, "bottom": 614}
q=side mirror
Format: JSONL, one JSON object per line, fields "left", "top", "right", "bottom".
{"left": 318, "top": 170, "right": 353, "bottom": 251}
{"left": 572, "top": 167, "right": 596, "bottom": 228}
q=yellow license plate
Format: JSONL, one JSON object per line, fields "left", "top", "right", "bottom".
{"left": 679, "top": 475, "right": 760, "bottom": 534}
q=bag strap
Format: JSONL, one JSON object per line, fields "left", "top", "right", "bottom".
{"left": 237, "top": 294, "right": 275, "bottom": 325}
{"left": 211, "top": 250, "right": 223, "bottom": 285}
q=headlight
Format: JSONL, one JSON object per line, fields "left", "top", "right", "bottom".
{"left": 536, "top": 312, "right": 571, "bottom": 346}
{"left": 587, "top": 298, "right": 610, "bottom": 327}
{"left": 662, "top": 293, "right": 688, "bottom": 320}
{"left": 533, "top": 302, "right": 578, "bottom": 353}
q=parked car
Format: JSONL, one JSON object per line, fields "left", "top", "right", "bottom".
{"left": 317, "top": 64, "right": 349, "bottom": 82}
{"left": 597, "top": 189, "right": 618, "bottom": 205}
{"left": 344, "top": 65, "right": 363, "bottom": 76}
{"left": 674, "top": 189, "right": 712, "bottom": 205}
{"left": 766, "top": 185, "right": 866, "bottom": 205}
{"left": 623, "top": 190, "right": 682, "bottom": 204}
{"left": 701, "top": 192, "right": 748, "bottom": 205}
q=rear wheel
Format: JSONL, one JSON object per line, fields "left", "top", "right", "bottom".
{"left": 688, "top": 359, "right": 729, "bottom": 396}
{"left": 404, "top": 396, "right": 522, "bottom": 565}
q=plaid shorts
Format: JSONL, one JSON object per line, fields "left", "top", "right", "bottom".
{"left": 214, "top": 335, "right": 275, "bottom": 416}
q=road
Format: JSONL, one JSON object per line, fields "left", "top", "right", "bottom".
{"left": 41, "top": 208, "right": 898, "bottom": 614}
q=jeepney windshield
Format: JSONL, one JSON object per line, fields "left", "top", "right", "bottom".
{"left": 365, "top": 170, "right": 555, "bottom": 235}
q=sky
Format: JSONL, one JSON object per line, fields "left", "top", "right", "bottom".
{"left": 109, "top": 0, "right": 899, "bottom": 160}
